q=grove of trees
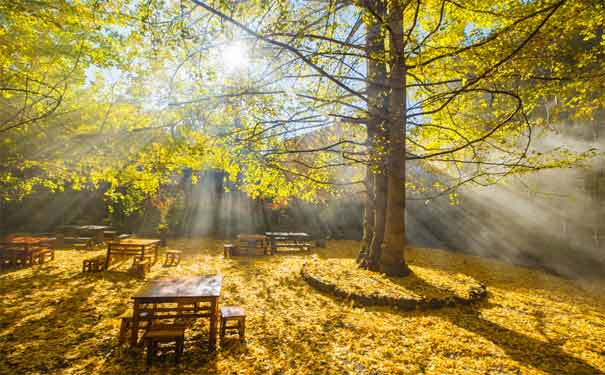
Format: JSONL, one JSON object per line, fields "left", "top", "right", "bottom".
{"left": 1, "top": 0, "right": 603, "bottom": 275}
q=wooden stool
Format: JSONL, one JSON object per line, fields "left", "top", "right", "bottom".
{"left": 130, "top": 256, "right": 151, "bottom": 278}
{"left": 220, "top": 306, "right": 245, "bottom": 342}
{"left": 223, "top": 244, "right": 235, "bottom": 257}
{"left": 35, "top": 248, "right": 55, "bottom": 264}
{"left": 164, "top": 250, "right": 182, "bottom": 266}
{"left": 118, "top": 314, "right": 150, "bottom": 344}
{"left": 143, "top": 326, "right": 185, "bottom": 365}
{"left": 82, "top": 255, "right": 105, "bottom": 272}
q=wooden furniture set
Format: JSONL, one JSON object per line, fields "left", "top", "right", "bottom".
{"left": 119, "top": 275, "right": 244, "bottom": 365}
{"left": 55, "top": 225, "right": 131, "bottom": 249}
{"left": 104, "top": 239, "right": 160, "bottom": 271}
{"left": 81, "top": 239, "right": 179, "bottom": 275}
{"left": 0, "top": 236, "right": 55, "bottom": 269}
{"left": 225, "top": 232, "right": 312, "bottom": 257}
{"left": 265, "top": 232, "right": 312, "bottom": 252}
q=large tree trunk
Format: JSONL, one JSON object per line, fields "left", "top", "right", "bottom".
{"left": 380, "top": 0, "right": 410, "bottom": 276}
{"left": 358, "top": 166, "right": 375, "bottom": 261}
{"left": 358, "top": 0, "right": 387, "bottom": 271}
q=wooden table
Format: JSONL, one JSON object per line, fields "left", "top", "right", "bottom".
{"left": 0, "top": 236, "right": 54, "bottom": 265}
{"left": 104, "top": 238, "right": 160, "bottom": 270}
{"left": 80, "top": 225, "right": 112, "bottom": 244}
{"left": 265, "top": 232, "right": 312, "bottom": 252}
{"left": 130, "top": 275, "right": 223, "bottom": 350}
{"left": 57, "top": 225, "right": 111, "bottom": 244}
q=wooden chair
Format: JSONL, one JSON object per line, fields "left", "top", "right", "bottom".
{"left": 83, "top": 255, "right": 105, "bottom": 272}
{"left": 164, "top": 250, "right": 181, "bottom": 266}
{"left": 143, "top": 325, "right": 185, "bottom": 365}
{"left": 220, "top": 306, "right": 245, "bottom": 342}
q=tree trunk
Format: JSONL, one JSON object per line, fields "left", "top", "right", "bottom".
{"left": 380, "top": 0, "right": 410, "bottom": 276}
{"left": 359, "top": 0, "right": 386, "bottom": 270}
{"left": 369, "top": 167, "right": 387, "bottom": 271}
{"left": 358, "top": 158, "right": 375, "bottom": 263}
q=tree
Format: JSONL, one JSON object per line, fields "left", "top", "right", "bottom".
{"left": 176, "top": 0, "right": 600, "bottom": 275}
{"left": 1, "top": 0, "right": 601, "bottom": 275}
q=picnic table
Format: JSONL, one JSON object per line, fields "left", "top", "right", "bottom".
{"left": 236, "top": 234, "right": 270, "bottom": 255}
{"left": 265, "top": 232, "right": 312, "bottom": 252}
{"left": 0, "top": 236, "right": 54, "bottom": 266}
{"left": 129, "top": 275, "right": 222, "bottom": 350}
{"left": 57, "top": 225, "right": 112, "bottom": 244}
{"left": 104, "top": 238, "right": 160, "bottom": 270}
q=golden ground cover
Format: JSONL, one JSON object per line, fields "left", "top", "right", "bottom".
{"left": 0, "top": 240, "right": 604, "bottom": 375}
{"left": 302, "top": 257, "right": 485, "bottom": 302}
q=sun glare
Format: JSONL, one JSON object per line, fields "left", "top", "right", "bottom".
{"left": 221, "top": 42, "right": 249, "bottom": 73}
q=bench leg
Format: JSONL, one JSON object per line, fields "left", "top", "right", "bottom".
{"left": 175, "top": 337, "right": 183, "bottom": 364}
{"left": 220, "top": 318, "right": 226, "bottom": 341}
{"left": 146, "top": 340, "right": 154, "bottom": 365}
{"left": 239, "top": 318, "right": 245, "bottom": 341}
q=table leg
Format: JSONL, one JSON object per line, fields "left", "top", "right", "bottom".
{"left": 209, "top": 298, "right": 218, "bottom": 351}
{"left": 104, "top": 247, "right": 111, "bottom": 270}
{"left": 130, "top": 302, "right": 140, "bottom": 347}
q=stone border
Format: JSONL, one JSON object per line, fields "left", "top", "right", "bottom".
{"left": 301, "top": 264, "right": 487, "bottom": 310}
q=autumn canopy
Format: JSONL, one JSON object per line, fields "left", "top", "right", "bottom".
{"left": 0, "top": 0, "right": 604, "bottom": 373}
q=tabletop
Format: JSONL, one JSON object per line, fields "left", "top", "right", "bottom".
{"left": 265, "top": 232, "right": 310, "bottom": 237}
{"left": 4, "top": 236, "right": 51, "bottom": 245}
{"left": 108, "top": 238, "right": 160, "bottom": 246}
{"left": 132, "top": 275, "right": 223, "bottom": 299}
{"left": 80, "top": 225, "right": 111, "bottom": 231}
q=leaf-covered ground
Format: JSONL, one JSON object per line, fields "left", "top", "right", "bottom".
{"left": 302, "top": 257, "right": 485, "bottom": 302}
{"left": 0, "top": 240, "right": 604, "bottom": 375}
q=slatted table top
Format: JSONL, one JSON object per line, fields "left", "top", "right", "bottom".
{"left": 265, "top": 232, "right": 310, "bottom": 237}
{"left": 4, "top": 236, "right": 52, "bottom": 245}
{"left": 133, "top": 275, "right": 223, "bottom": 299}
{"left": 107, "top": 238, "right": 160, "bottom": 246}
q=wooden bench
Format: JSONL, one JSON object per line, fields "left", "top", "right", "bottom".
{"left": 223, "top": 244, "right": 235, "bottom": 257}
{"left": 235, "top": 235, "right": 269, "bottom": 256}
{"left": 164, "top": 250, "right": 182, "bottom": 266}
{"left": 34, "top": 248, "right": 55, "bottom": 264}
{"left": 220, "top": 306, "right": 245, "bottom": 342}
{"left": 144, "top": 325, "right": 185, "bottom": 365}
{"left": 130, "top": 256, "right": 151, "bottom": 278}
{"left": 118, "top": 313, "right": 151, "bottom": 344}
{"left": 83, "top": 255, "right": 105, "bottom": 273}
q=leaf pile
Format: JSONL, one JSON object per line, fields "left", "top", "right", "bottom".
{"left": 302, "top": 256, "right": 485, "bottom": 305}
{"left": 0, "top": 240, "right": 603, "bottom": 374}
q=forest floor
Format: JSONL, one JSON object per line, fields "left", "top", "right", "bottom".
{"left": 0, "top": 239, "right": 604, "bottom": 375}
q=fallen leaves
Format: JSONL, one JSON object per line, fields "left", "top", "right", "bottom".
{"left": 302, "top": 256, "right": 486, "bottom": 306}
{"left": 0, "top": 240, "right": 603, "bottom": 374}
